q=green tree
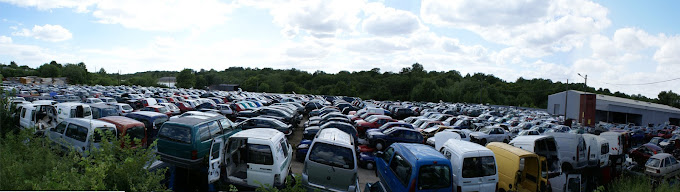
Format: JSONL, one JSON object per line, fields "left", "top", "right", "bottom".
{"left": 176, "top": 69, "right": 196, "bottom": 88}
{"left": 37, "top": 63, "right": 61, "bottom": 77}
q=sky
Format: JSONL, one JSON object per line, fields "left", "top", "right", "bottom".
{"left": 0, "top": 0, "right": 679, "bottom": 98}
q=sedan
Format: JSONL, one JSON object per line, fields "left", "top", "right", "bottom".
{"left": 234, "top": 117, "right": 292, "bottom": 135}
{"left": 645, "top": 153, "right": 680, "bottom": 178}
{"left": 469, "top": 126, "right": 511, "bottom": 145}
{"left": 366, "top": 127, "right": 423, "bottom": 150}
{"left": 630, "top": 144, "right": 663, "bottom": 165}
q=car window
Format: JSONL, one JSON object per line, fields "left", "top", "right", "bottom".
{"left": 218, "top": 118, "right": 233, "bottom": 131}
{"left": 53, "top": 122, "right": 68, "bottom": 133}
{"left": 418, "top": 165, "right": 451, "bottom": 190}
{"left": 248, "top": 144, "right": 273, "bottom": 165}
{"left": 158, "top": 124, "right": 191, "bottom": 144}
{"left": 65, "top": 123, "right": 88, "bottom": 142}
{"left": 646, "top": 158, "right": 661, "bottom": 168}
{"left": 462, "top": 156, "right": 496, "bottom": 178}
{"left": 198, "top": 123, "right": 211, "bottom": 142}
{"left": 211, "top": 141, "right": 221, "bottom": 159}
{"left": 83, "top": 107, "right": 91, "bottom": 117}
{"left": 383, "top": 147, "right": 395, "bottom": 162}
{"left": 126, "top": 126, "right": 145, "bottom": 141}
{"left": 93, "top": 127, "right": 116, "bottom": 143}
{"left": 206, "top": 120, "right": 222, "bottom": 137}
{"left": 154, "top": 117, "right": 168, "bottom": 129}
{"left": 389, "top": 154, "right": 412, "bottom": 186}
{"left": 308, "top": 142, "right": 354, "bottom": 169}
{"left": 664, "top": 157, "right": 671, "bottom": 167}
{"left": 280, "top": 139, "right": 289, "bottom": 158}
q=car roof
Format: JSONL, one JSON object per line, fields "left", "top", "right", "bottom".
{"left": 232, "top": 128, "right": 283, "bottom": 140}
{"left": 510, "top": 135, "right": 553, "bottom": 144}
{"left": 444, "top": 139, "right": 492, "bottom": 155}
{"left": 98, "top": 116, "right": 144, "bottom": 130}
{"left": 64, "top": 118, "right": 116, "bottom": 130}
{"left": 650, "top": 153, "right": 674, "bottom": 159}
{"left": 314, "top": 128, "right": 353, "bottom": 147}
{"left": 393, "top": 143, "right": 449, "bottom": 164}
{"left": 168, "top": 115, "right": 223, "bottom": 126}
{"left": 127, "top": 111, "right": 167, "bottom": 118}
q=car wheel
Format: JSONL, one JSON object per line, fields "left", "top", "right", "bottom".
{"left": 366, "top": 162, "right": 375, "bottom": 170}
{"left": 504, "top": 139, "right": 509, "bottom": 143}
{"left": 481, "top": 139, "right": 487, "bottom": 145}
{"left": 376, "top": 141, "right": 386, "bottom": 151}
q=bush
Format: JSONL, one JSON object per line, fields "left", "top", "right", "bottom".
{"left": 594, "top": 174, "right": 678, "bottom": 192}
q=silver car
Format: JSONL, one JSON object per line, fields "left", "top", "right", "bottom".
{"left": 302, "top": 128, "right": 359, "bottom": 192}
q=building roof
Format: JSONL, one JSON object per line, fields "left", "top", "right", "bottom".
{"left": 158, "top": 77, "right": 176, "bottom": 82}
{"left": 554, "top": 90, "right": 680, "bottom": 114}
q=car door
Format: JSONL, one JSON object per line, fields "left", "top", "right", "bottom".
{"left": 377, "top": 147, "right": 395, "bottom": 185}
{"left": 48, "top": 121, "right": 69, "bottom": 148}
{"left": 208, "top": 137, "right": 224, "bottom": 184}
{"left": 247, "top": 143, "right": 275, "bottom": 187}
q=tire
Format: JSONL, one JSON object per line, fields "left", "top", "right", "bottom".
{"left": 366, "top": 162, "right": 375, "bottom": 170}
{"left": 504, "top": 139, "right": 509, "bottom": 143}
{"left": 481, "top": 139, "right": 487, "bottom": 145}
{"left": 376, "top": 141, "right": 386, "bottom": 151}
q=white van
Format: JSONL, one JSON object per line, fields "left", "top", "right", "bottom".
{"left": 302, "top": 128, "right": 359, "bottom": 192}
{"left": 55, "top": 103, "right": 93, "bottom": 123}
{"left": 440, "top": 139, "right": 498, "bottom": 192}
{"left": 582, "top": 134, "right": 610, "bottom": 168}
{"left": 545, "top": 133, "right": 588, "bottom": 172}
{"left": 46, "top": 118, "right": 117, "bottom": 156}
{"left": 549, "top": 173, "right": 586, "bottom": 192}
{"left": 509, "top": 135, "right": 562, "bottom": 175}
{"left": 18, "top": 103, "right": 57, "bottom": 132}
{"left": 209, "top": 128, "right": 293, "bottom": 188}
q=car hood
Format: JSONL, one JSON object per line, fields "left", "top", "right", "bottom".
{"left": 366, "top": 131, "right": 385, "bottom": 138}
{"left": 423, "top": 127, "right": 438, "bottom": 133}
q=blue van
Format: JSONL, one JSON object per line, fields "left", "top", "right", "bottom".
{"left": 375, "top": 143, "right": 453, "bottom": 192}
{"left": 125, "top": 111, "right": 169, "bottom": 141}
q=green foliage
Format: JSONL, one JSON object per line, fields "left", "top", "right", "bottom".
{"left": 255, "top": 175, "right": 306, "bottom": 192}
{"left": 0, "top": 101, "right": 168, "bottom": 191}
{"left": 0, "top": 89, "right": 17, "bottom": 137}
{"left": 62, "top": 63, "right": 89, "bottom": 85}
{"left": 594, "top": 174, "right": 677, "bottom": 192}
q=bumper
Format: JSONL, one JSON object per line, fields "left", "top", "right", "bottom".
{"left": 157, "top": 151, "right": 204, "bottom": 170}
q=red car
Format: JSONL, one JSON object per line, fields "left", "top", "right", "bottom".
{"left": 355, "top": 116, "right": 397, "bottom": 135}
{"left": 138, "top": 105, "right": 172, "bottom": 117}
{"left": 629, "top": 144, "right": 663, "bottom": 165}
{"left": 657, "top": 129, "right": 673, "bottom": 139}
{"left": 174, "top": 102, "right": 193, "bottom": 113}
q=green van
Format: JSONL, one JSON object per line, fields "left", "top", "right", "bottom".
{"left": 157, "top": 114, "right": 238, "bottom": 169}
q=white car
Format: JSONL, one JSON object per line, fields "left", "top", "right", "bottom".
{"left": 469, "top": 126, "right": 511, "bottom": 145}
{"left": 645, "top": 153, "right": 680, "bottom": 178}
{"left": 113, "top": 103, "right": 134, "bottom": 116}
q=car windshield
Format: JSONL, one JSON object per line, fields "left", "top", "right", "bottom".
{"left": 453, "top": 120, "right": 464, "bottom": 126}
{"left": 157, "top": 107, "right": 168, "bottom": 113}
{"left": 271, "top": 119, "right": 287, "bottom": 127}
{"left": 122, "top": 105, "right": 133, "bottom": 110}
{"left": 479, "top": 127, "right": 492, "bottom": 134}
{"left": 646, "top": 158, "right": 661, "bottom": 168}
{"left": 418, "top": 165, "right": 451, "bottom": 190}
{"left": 308, "top": 142, "right": 354, "bottom": 169}
{"left": 158, "top": 124, "right": 191, "bottom": 144}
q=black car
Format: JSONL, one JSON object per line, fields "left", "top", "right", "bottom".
{"left": 234, "top": 117, "right": 292, "bottom": 135}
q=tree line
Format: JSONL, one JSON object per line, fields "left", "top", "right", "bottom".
{"left": 2, "top": 61, "right": 679, "bottom": 109}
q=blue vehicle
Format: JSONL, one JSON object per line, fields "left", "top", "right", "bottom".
{"left": 366, "top": 127, "right": 424, "bottom": 151}
{"left": 374, "top": 143, "right": 453, "bottom": 192}
{"left": 125, "top": 111, "right": 169, "bottom": 140}
{"left": 295, "top": 139, "right": 313, "bottom": 162}
{"left": 359, "top": 152, "right": 376, "bottom": 169}
{"left": 366, "top": 122, "right": 415, "bottom": 134}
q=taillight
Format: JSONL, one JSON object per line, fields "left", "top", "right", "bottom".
{"left": 191, "top": 150, "right": 198, "bottom": 160}
{"left": 458, "top": 185, "right": 462, "bottom": 192}
{"left": 409, "top": 179, "right": 416, "bottom": 192}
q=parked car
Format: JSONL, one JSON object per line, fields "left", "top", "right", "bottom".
{"left": 54, "top": 102, "right": 93, "bottom": 123}
{"left": 302, "top": 121, "right": 357, "bottom": 141}
{"left": 374, "top": 143, "right": 453, "bottom": 192}
{"left": 648, "top": 137, "right": 664, "bottom": 146}
{"left": 158, "top": 103, "right": 181, "bottom": 116}
{"left": 509, "top": 135, "right": 561, "bottom": 175}
{"left": 545, "top": 132, "right": 588, "bottom": 172}
{"left": 113, "top": 103, "right": 134, "bottom": 116}
{"left": 125, "top": 111, "right": 169, "bottom": 141}
{"left": 630, "top": 144, "right": 663, "bottom": 165}
{"left": 99, "top": 116, "right": 148, "bottom": 148}
{"left": 46, "top": 118, "right": 117, "bottom": 156}
{"left": 156, "top": 114, "right": 238, "bottom": 169}
{"left": 139, "top": 105, "right": 172, "bottom": 117}
{"left": 355, "top": 116, "right": 397, "bottom": 135}
{"left": 234, "top": 117, "right": 292, "bottom": 135}
{"left": 645, "top": 153, "right": 680, "bottom": 178}
{"left": 366, "top": 127, "right": 424, "bottom": 150}
{"left": 582, "top": 134, "right": 610, "bottom": 168}
{"left": 213, "top": 128, "right": 293, "bottom": 188}
{"left": 84, "top": 98, "right": 104, "bottom": 104}
{"left": 487, "top": 142, "right": 550, "bottom": 192}
{"left": 469, "top": 126, "right": 511, "bottom": 145}
{"left": 301, "top": 128, "right": 359, "bottom": 192}
{"left": 89, "top": 103, "right": 119, "bottom": 119}
{"left": 439, "top": 139, "right": 498, "bottom": 192}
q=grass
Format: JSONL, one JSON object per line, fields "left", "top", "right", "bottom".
{"left": 596, "top": 174, "right": 678, "bottom": 192}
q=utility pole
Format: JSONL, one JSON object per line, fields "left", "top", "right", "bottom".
{"left": 564, "top": 79, "right": 568, "bottom": 116}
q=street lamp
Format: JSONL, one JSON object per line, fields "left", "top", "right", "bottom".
{"left": 577, "top": 73, "right": 587, "bottom": 89}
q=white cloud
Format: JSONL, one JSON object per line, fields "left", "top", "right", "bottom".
{"left": 653, "top": 36, "right": 680, "bottom": 65}
{"left": 0, "top": 35, "right": 11, "bottom": 43}
{"left": 268, "top": 0, "right": 365, "bottom": 38}
{"left": 421, "top": 0, "right": 610, "bottom": 53}
{"left": 0, "top": 0, "right": 96, "bottom": 12}
{"left": 362, "top": 2, "right": 421, "bottom": 36}
{"left": 346, "top": 37, "right": 409, "bottom": 54}
{"left": 12, "top": 24, "right": 73, "bottom": 42}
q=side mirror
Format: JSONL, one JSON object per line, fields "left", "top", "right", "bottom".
{"left": 375, "top": 151, "right": 385, "bottom": 158}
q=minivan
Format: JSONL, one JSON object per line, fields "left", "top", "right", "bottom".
{"left": 214, "top": 128, "right": 293, "bottom": 188}
{"left": 125, "top": 111, "right": 169, "bottom": 141}
{"left": 302, "top": 128, "right": 359, "bottom": 192}
{"left": 46, "top": 118, "right": 117, "bottom": 156}
{"left": 486, "top": 142, "right": 549, "bottom": 192}
{"left": 509, "top": 135, "right": 561, "bottom": 175}
{"left": 375, "top": 143, "right": 453, "bottom": 192}
{"left": 582, "top": 134, "right": 610, "bottom": 168}
{"left": 156, "top": 115, "right": 238, "bottom": 169}
{"left": 440, "top": 139, "right": 497, "bottom": 192}
{"left": 54, "top": 102, "right": 93, "bottom": 123}
{"left": 545, "top": 133, "right": 587, "bottom": 172}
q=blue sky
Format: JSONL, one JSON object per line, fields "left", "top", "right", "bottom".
{"left": 0, "top": 0, "right": 679, "bottom": 98}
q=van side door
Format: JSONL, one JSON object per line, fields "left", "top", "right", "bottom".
{"left": 208, "top": 137, "right": 224, "bottom": 184}
{"left": 385, "top": 153, "right": 410, "bottom": 192}
{"left": 48, "top": 121, "right": 69, "bottom": 149}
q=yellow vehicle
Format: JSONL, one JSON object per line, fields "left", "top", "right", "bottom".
{"left": 487, "top": 142, "right": 550, "bottom": 192}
